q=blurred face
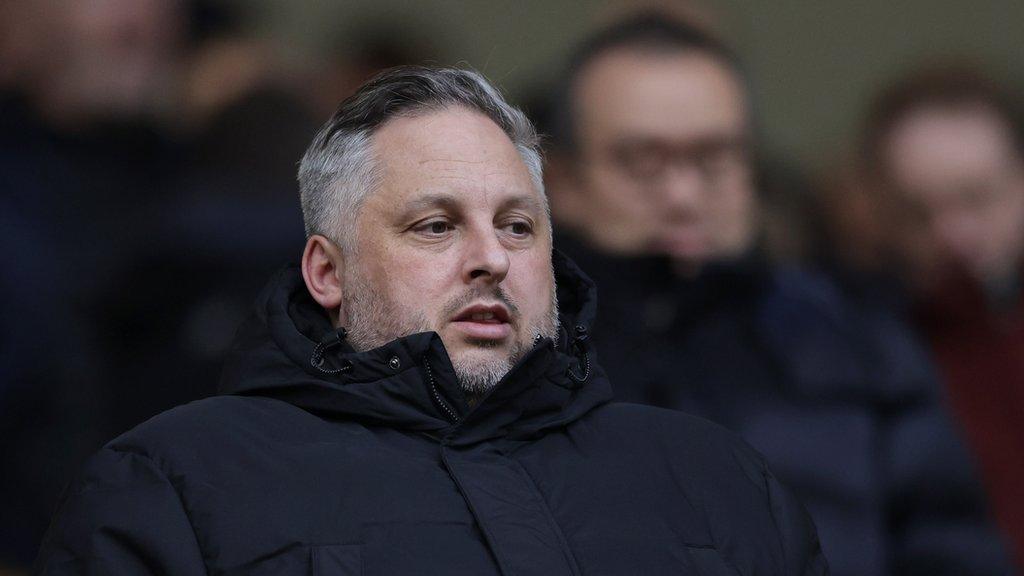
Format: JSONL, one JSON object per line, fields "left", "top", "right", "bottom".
{"left": 569, "top": 48, "right": 755, "bottom": 267}
{"left": 883, "top": 105, "right": 1024, "bottom": 286}
{"left": 36, "top": 0, "right": 182, "bottom": 121}
{"left": 342, "top": 107, "right": 558, "bottom": 394}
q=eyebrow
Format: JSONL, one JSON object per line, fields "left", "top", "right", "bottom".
{"left": 495, "top": 193, "right": 545, "bottom": 215}
{"left": 398, "top": 194, "right": 461, "bottom": 219}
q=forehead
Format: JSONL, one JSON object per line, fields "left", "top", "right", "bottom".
{"left": 885, "top": 105, "right": 1017, "bottom": 195}
{"left": 368, "top": 106, "right": 538, "bottom": 207}
{"left": 574, "top": 48, "right": 748, "bottom": 146}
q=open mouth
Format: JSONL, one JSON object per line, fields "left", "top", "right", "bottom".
{"left": 450, "top": 303, "right": 513, "bottom": 340}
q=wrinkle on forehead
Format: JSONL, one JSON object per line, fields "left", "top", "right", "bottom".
{"left": 417, "top": 157, "right": 489, "bottom": 166}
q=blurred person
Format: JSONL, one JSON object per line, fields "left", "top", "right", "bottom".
{"left": 0, "top": 1, "right": 191, "bottom": 569}
{"left": 310, "top": 24, "right": 445, "bottom": 119}
{"left": 861, "top": 65, "right": 1024, "bottom": 568}
{"left": 0, "top": 1, "right": 308, "bottom": 569}
{"left": 34, "top": 66, "right": 827, "bottom": 575}
{"left": 545, "top": 11, "right": 1010, "bottom": 576}
{"left": 24, "top": 0, "right": 184, "bottom": 128}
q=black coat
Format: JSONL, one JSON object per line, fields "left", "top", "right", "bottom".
{"left": 36, "top": 253, "right": 827, "bottom": 575}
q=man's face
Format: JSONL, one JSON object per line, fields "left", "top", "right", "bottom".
{"left": 882, "top": 105, "right": 1024, "bottom": 286}
{"left": 342, "top": 106, "right": 558, "bottom": 394}
{"left": 569, "top": 49, "right": 755, "bottom": 266}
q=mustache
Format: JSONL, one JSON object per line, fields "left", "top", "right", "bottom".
{"left": 442, "top": 286, "right": 521, "bottom": 324}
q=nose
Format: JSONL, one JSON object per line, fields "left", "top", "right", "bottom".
{"left": 658, "top": 163, "right": 705, "bottom": 214}
{"left": 462, "top": 225, "right": 510, "bottom": 286}
{"left": 933, "top": 210, "right": 982, "bottom": 266}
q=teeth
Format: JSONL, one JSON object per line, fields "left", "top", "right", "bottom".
{"left": 470, "top": 311, "right": 496, "bottom": 321}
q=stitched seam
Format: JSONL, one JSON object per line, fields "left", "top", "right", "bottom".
{"left": 439, "top": 448, "right": 512, "bottom": 576}
{"left": 762, "top": 460, "right": 790, "bottom": 576}
{"left": 109, "top": 446, "right": 211, "bottom": 576}
{"left": 507, "top": 457, "right": 584, "bottom": 576}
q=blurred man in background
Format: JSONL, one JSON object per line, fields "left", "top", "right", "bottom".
{"left": 545, "top": 11, "right": 1010, "bottom": 576}
{"left": 0, "top": 1, "right": 312, "bottom": 569}
{"left": 1, "top": 1, "right": 190, "bottom": 568}
{"left": 861, "top": 66, "right": 1024, "bottom": 567}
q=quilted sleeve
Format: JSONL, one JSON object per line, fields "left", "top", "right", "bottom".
{"left": 764, "top": 463, "right": 830, "bottom": 576}
{"left": 34, "top": 447, "right": 208, "bottom": 575}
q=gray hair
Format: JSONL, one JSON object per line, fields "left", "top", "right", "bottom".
{"left": 298, "top": 66, "right": 546, "bottom": 251}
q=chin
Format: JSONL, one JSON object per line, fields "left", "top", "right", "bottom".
{"left": 449, "top": 344, "right": 518, "bottom": 395}
{"left": 656, "top": 235, "right": 708, "bottom": 260}
{"left": 450, "top": 340, "right": 514, "bottom": 363}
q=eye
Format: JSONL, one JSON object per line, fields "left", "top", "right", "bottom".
{"left": 502, "top": 219, "right": 534, "bottom": 238}
{"left": 612, "top": 142, "right": 670, "bottom": 182}
{"left": 413, "top": 219, "right": 455, "bottom": 238}
{"left": 511, "top": 222, "right": 531, "bottom": 235}
{"left": 428, "top": 221, "right": 451, "bottom": 234}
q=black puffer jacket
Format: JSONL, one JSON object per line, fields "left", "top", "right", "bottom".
{"left": 36, "top": 253, "right": 827, "bottom": 575}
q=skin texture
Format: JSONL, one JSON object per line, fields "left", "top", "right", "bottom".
{"left": 302, "top": 106, "right": 558, "bottom": 395}
{"left": 556, "top": 48, "right": 756, "bottom": 270}
{"left": 882, "top": 104, "right": 1024, "bottom": 289}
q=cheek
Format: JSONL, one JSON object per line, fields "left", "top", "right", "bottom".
{"left": 712, "top": 183, "right": 754, "bottom": 223}
{"left": 510, "top": 253, "right": 555, "bottom": 314}
{"left": 384, "top": 254, "right": 458, "bottom": 316}
{"left": 588, "top": 166, "right": 649, "bottom": 215}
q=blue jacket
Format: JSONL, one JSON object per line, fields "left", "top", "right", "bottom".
{"left": 557, "top": 239, "right": 1010, "bottom": 576}
{"left": 36, "top": 253, "right": 827, "bottom": 575}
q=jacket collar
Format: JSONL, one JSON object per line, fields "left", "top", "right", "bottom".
{"left": 219, "top": 250, "right": 612, "bottom": 446}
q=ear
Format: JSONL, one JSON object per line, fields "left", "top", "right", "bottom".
{"left": 301, "top": 235, "right": 346, "bottom": 326}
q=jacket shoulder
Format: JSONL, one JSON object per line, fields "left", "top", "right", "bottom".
{"left": 584, "top": 401, "right": 763, "bottom": 464}
{"left": 105, "top": 395, "right": 306, "bottom": 469}
{"left": 578, "top": 402, "right": 775, "bottom": 497}
{"left": 575, "top": 402, "right": 828, "bottom": 575}
{"left": 758, "top": 267, "right": 935, "bottom": 397}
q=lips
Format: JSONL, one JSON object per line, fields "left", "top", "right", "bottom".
{"left": 452, "top": 304, "right": 510, "bottom": 323}
{"left": 450, "top": 303, "right": 513, "bottom": 340}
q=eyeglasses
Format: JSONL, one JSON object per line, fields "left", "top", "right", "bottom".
{"left": 600, "top": 135, "right": 752, "bottom": 187}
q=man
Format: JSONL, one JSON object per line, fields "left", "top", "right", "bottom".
{"left": 861, "top": 66, "right": 1024, "bottom": 567}
{"left": 545, "top": 13, "right": 1009, "bottom": 576}
{"left": 35, "top": 67, "right": 826, "bottom": 574}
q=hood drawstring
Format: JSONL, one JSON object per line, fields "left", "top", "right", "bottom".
{"left": 567, "top": 324, "right": 591, "bottom": 384}
{"left": 310, "top": 328, "right": 354, "bottom": 375}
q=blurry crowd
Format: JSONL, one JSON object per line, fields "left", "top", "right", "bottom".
{"left": 2, "top": 1, "right": 1023, "bottom": 575}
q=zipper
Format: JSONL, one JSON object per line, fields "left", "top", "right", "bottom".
{"left": 422, "top": 359, "right": 459, "bottom": 423}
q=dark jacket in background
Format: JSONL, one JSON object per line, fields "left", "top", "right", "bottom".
{"left": 36, "top": 253, "right": 827, "bottom": 575}
{"left": 558, "top": 235, "right": 1011, "bottom": 576}
{"left": 0, "top": 92, "right": 309, "bottom": 566}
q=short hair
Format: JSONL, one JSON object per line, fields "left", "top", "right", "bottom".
{"left": 549, "top": 10, "right": 747, "bottom": 155}
{"left": 861, "top": 65, "right": 1024, "bottom": 174}
{"left": 298, "top": 66, "right": 544, "bottom": 250}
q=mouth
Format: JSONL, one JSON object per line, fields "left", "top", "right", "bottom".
{"left": 450, "top": 303, "right": 513, "bottom": 341}
{"left": 654, "top": 227, "right": 708, "bottom": 258}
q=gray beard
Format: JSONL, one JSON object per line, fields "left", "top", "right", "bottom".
{"left": 341, "top": 267, "right": 559, "bottom": 397}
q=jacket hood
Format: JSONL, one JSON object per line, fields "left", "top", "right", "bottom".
{"left": 219, "top": 250, "right": 612, "bottom": 446}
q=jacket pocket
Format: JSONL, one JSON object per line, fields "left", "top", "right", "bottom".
{"left": 312, "top": 544, "right": 362, "bottom": 576}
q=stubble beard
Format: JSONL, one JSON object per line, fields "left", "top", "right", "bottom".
{"left": 342, "top": 266, "right": 559, "bottom": 398}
